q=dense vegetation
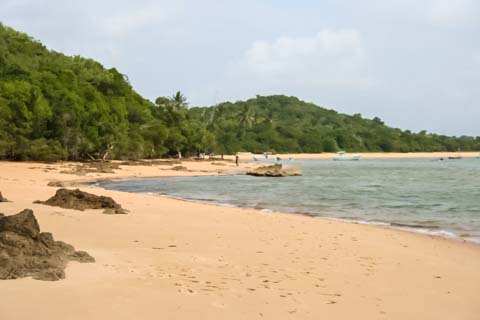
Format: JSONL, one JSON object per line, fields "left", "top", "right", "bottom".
{"left": 190, "top": 96, "right": 480, "bottom": 154}
{"left": 1, "top": 23, "right": 479, "bottom": 161}
{"left": 0, "top": 23, "right": 212, "bottom": 161}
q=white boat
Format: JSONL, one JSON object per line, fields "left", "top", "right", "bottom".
{"left": 333, "top": 151, "right": 361, "bottom": 161}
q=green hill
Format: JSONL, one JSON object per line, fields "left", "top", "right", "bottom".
{"left": 0, "top": 23, "right": 209, "bottom": 161}
{"left": 190, "top": 95, "right": 480, "bottom": 154}
{"left": 1, "top": 23, "right": 479, "bottom": 161}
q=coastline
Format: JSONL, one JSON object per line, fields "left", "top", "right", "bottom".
{"left": 233, "top": 151, "right": 480, "bottom": 161}
{"left": 1, "top": 157, "right": 480, "bottom": 319}
{"left": 97, "top": 179, "right": 479, "bottom": 245}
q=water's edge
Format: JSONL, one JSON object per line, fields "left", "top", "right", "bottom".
{"left": 92, "top": 176, "right": 479, "bottom": 246}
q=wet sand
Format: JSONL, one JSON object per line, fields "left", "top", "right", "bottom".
{"left": 1, "top": 158, "right": 479, "bottom": 320}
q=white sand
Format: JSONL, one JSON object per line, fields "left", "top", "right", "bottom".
{"left": 0, "top": 158, "right": 479, "bottom": 320}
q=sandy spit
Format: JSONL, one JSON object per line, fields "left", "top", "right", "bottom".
{"left": 0, "top": 157, "right": 479, "bottom": 320}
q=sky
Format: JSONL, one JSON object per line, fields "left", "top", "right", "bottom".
{"left": 1, "top": 0, "right": 479, "bottom": 136}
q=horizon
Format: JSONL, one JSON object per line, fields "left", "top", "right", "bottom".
{"left": 1, "top": 0, "right": 479, "bottom": 136}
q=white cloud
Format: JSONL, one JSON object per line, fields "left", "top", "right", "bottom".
{"left": 374, "top": 0, "right": 478, "bottom": 27}
{"left": 98, "top": 1, "right": 183, "bottom": 38}
{"left": 427, "top": 0, "right": 475, "bottom": 26}
{"left": 221, "top": 30, "right": 372, "bottom": 96}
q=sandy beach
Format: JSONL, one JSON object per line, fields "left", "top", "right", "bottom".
{"left": 1, "top": 155, "right": 480, "bottom": 320}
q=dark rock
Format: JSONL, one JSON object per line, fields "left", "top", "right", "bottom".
{"left": 0, "top": 209, "right": 94, "bottom": 281}
{"left": 247, "top": 164, "right": 302, "bottom": 177}
{"left": 36, "top": 188, "right": 127, "bottom": 215}
{"left": 0, "top": 209, "right": 40, "bottom": 239}
{"left": 47, "top": 180, "right": 66, "bottom": 187}
{"left": 0, "top": 191, "right": 9, "bottom": 202}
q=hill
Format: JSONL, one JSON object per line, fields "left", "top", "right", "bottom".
{"left": 1, "top": 23, "right": 479, "bottom": 160}
{"left": 0, "top": 23, "right": 209, "bottom": 161}
{"left": 189, "top": 95, "right": 480, "bottom": 154}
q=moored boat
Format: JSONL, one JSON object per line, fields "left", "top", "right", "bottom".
{"left": 333, "top": 151, "right": 361, "bottom": 161}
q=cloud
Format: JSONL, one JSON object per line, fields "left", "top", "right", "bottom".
{"left": 1, "top": 0, "right": 479, "bottom": 135}
{"left": 374, "top": 0, "right": 478, "bottom": 27}
{"left": 0, "top": 0, "right": 185, "bottom": 62}
{"left": 427, "top": 0, "right": 475, "bottom": 26}
{"left": 204, "top": 29, "right": 373, "bottom": 104}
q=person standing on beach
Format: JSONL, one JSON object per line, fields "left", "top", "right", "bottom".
{"left": 235, "top": 154, "right": 239, "bottom": 166}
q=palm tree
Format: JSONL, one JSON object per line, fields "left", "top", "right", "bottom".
{"left": 237, "top": 104, "right": 256, "bottom": 135}
{"left": 170, "top": 91, "right": 188, "bottom": 110}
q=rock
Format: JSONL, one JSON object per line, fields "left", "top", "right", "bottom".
{"left": 246, "top": 164, "right": 302, "bottom": 177}
{"left": 36, "top": 188, "right": 127, "bottom": 214}
{"left": 0, "top": 209, "right": 94, "bottom": 281}
{"left": 0, "top": 209, "right": 40, "bottom": 239}
{"left": 0, "top": 192, "right": 9, "bottom": 202}
{"left": 47, "top": 180, "right": 66, "bottom": 187}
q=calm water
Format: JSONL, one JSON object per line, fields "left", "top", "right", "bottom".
{"left": 99, "top": 158, "right": 480, "bottom": 243}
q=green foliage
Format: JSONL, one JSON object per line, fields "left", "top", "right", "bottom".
{"left": 0, "top": 23, "right": 479, "bottom": 161}
{"left": 190, "top": 95, "right": 480, "bottom": 153}
{"left": 0, "top": 24, "right": 205, "bottom": 160}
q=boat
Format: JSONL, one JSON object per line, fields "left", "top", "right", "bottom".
{"left": 333, "top": 151, "right": 361, "bottom": 161}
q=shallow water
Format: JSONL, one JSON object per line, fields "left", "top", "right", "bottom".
{"left": 99, "top": 158, "right": 480, "bottom": 243}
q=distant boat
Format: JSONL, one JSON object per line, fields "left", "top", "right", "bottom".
{"left": 333, "top": 151, "right": 361, "bottom": 161}
{"left": 448, "top": 156, "right": 462, "bottom": 160}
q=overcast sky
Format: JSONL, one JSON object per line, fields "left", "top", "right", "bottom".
{"left": 1, "top": 0, "right": 479, "bottom": 136}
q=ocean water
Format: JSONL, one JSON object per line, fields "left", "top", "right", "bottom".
{"left": 99, "top": 158, "right": 480, "bottom": 243}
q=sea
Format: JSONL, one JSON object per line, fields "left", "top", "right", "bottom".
{"left": 98, "top": 157, "right": 480, "bottom": 243}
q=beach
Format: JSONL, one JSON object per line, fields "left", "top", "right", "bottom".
{"left": 1, "top": 155, "right": 480, "bottom": 320}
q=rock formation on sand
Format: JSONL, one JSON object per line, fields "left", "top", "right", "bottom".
{"left": 0, "top": 192, "right": 8, "bottom": 202}
{"left": 246, "top": 164, "right": 302, "bottom": 177}
{"left": 0, "top": 209, "right": 94, "bottom": 281}
{"left": 36, "top": 188, "right": 127, "bottom": 214}
{"left": 47, "top": 180, "right": 66, "bottom": 187}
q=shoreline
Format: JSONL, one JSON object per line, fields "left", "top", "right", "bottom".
{"left": 233, "top": 151, "right": 480, "bottom": 161}
{"left": 1, "top": 158, "right": 480, "bottom": 319}
{"left": 94, "top": 177, "right": 480, "bottom": 246}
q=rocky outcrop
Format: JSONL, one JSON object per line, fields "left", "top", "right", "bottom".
{"left": 0, "top": 192, "right": 9, "bottom": 202}
{"left": 35, "top": 188, "right": 127, "bottom": 215}
{"left": 0, "top": 209, "right": 94, "bottom": 281}
{"left": 246, "top": 164, "right": 302, "bottom": 177}
{"left": 47, "top": 180, "right": 66, "bottom": 187}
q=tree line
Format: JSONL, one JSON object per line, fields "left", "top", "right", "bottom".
{"left": 190, "top": 95, "right": 480, "bottom": 154}
{"left": 1, "top": 23, "right": 479, "bottom": 161}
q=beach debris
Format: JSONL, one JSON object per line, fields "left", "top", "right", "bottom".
{"left": 246, "top": 164, "right": 302, "bottom": 177}
{"left": 35, "top": 188, "right": 127, "bottom": 215}
{"left": 0, "top": 209, "right": 94, "bottom": 281}
{"left": 119, "top": 159, "right": 181, "bottom": 166}
{"left": 0, "top": 192, "right": 9, "bottom": 202}
{"left": 172, "top": 165, "right": 188, "bottom": 171}
{"left": 60, "top": 161, "right": 121, "bottom": 175}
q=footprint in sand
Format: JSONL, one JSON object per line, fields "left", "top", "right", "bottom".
{"left": 175, "top": 283, "right": 196, "bottom": 295}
